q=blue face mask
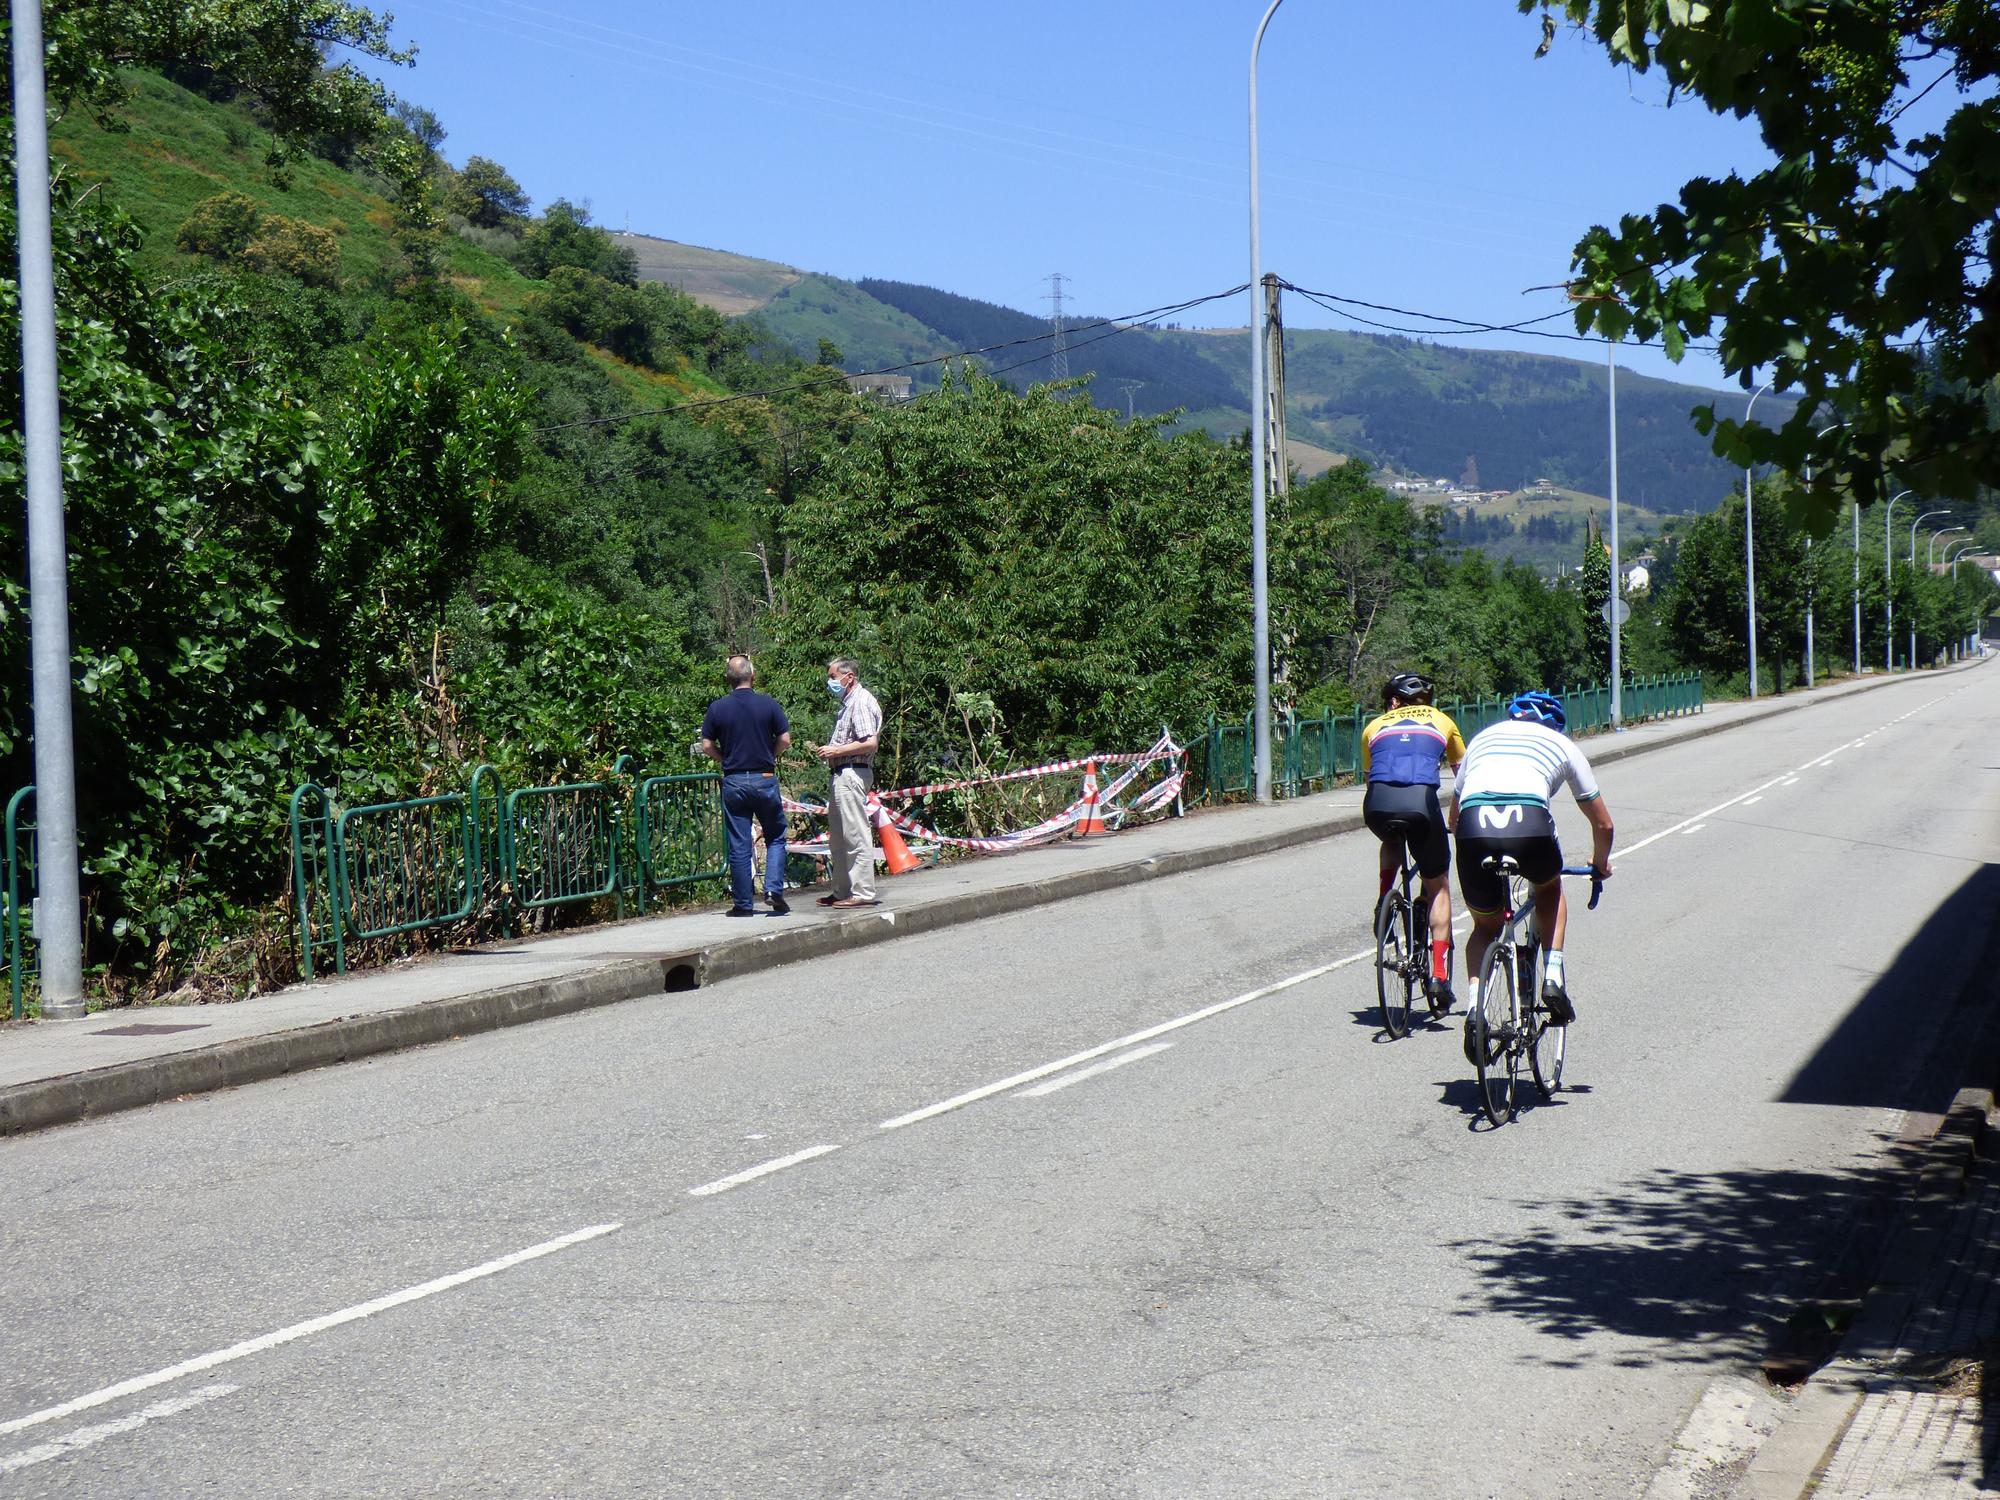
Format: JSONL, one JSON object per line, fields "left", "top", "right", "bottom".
{"left": 827, "top": 677, "right": 847, "bottom": 700}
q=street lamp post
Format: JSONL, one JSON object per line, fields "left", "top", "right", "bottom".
{"left": 1246, "top": 0, "right": 1285, "bottom": 803}
{"left": 1908, "top": 509, "right": 1950, "bottom": 669}
{"left": 1884, "top": 490, "right": 1912, "bottom": 670}
{"left": 1929, "top": 526, "right": 1966, "bottom": 569}
{"left": 10, "top": 0, "right": 86, "bottom": 1019}
{"left": 1743, "top": 381, "right": 1774, "bottom": 697}
{"left": 1607, "top": 339, "right": 1622, "bottom": 726}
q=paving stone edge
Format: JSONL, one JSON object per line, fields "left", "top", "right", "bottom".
{"left": 3, "top": 658, "right": 1986, "bottom": 1137}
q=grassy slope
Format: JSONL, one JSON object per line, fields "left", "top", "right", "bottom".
{"left": 52, "top": 73, "right": 727, "bottom": 405}
{"left": 752, "top": 272, "right": 958, "bottom": 376}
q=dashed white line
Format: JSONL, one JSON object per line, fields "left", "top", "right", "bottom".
{"left": 1741, "top": 796, "right": 1763, "bottom": 806}
{"left": 1015, "top": 1043, "right": 1175, "bottom": 1098}
{"left": 0, "top": 1223, "right": 621, "bottom": 1438}
{"left": 1683, "top": 823, "right": 1708, "bottom": 835}
{"left": 0, "top": 1384, "right": 238, "bottom": 1475}
{"left": 688, "top": 1144, "right": 840, "bottom": 1196}
{"left": 879, "top": 945, "right": 1380, "bottom": 1130}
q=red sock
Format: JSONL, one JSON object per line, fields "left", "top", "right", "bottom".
{"left": 1379, "top": 867, "right": 1395, "bottom": 897}
{"left": 1431, "top": 939, "right": 1451, "bottom": 983}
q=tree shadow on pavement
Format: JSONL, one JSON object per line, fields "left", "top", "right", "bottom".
{"left": 1450, "top": 1154, "right": 1902, "bottom": 1368}
{"left": 1778, "top": 863, "right": 2000, "bottom": 1114}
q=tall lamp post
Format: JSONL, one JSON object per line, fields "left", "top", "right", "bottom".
{"left": 1908, "top": 509, "right": 1950, "bottom": 669}
{"left": 1246, "top": 0, "right": 1285, "bottom": 803}
{"left": 10, "top": 0, "right": 86, "bottom": 1019}
{"left": 1884, "top": 490, "right": 1913, "bottom": 671}
{"left": 1743, "top": 381, "right": 1775, "bottom": 697}
{"left": 1929, "top": 525, "right": 1966, "bottom": 569}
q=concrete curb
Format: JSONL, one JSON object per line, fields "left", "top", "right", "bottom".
{"left": 1730, "top": 1088, "right": 1996, "bottom": 1499}
{"left": 0, "top": 958, "right": 677, "bottom": 1136}
{"left": 3, "top": 657, "right": 1988, "bottom": 1137}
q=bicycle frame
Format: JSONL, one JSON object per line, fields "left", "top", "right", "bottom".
{"left": 1471, "top": 860, "right": 1600, "bottom": 1125}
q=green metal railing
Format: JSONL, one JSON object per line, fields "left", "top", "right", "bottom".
{"left": 5, "top": 785, "right": 34, "bottom": 1019}
{"left": 1199, "top": 672, "right": 1702, "bottom": 802}
{"left": 290, "top": 761, "right": 731, "bottom": 978}
{"left": 505, "top": 781, "right": 626, "bottom": 917}
{"left": 635, "top": 773, "right": 726, "bottom": 896}
{"left": 338, "top": 793, "right": 480, "bottom": 939}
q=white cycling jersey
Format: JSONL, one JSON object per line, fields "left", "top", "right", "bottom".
{"left": 1454, "top": 719, "right": 1600, "bottom": 811}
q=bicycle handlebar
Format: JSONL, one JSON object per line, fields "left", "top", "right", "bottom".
{"left": 1560, "top": 863, "right": 1606, "bottom": 910}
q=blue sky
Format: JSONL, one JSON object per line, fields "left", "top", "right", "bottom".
{"left": 365, "top": 2, "right": 1807, "bottom": 392}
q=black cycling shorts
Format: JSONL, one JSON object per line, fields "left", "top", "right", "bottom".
{"left": 1455, "top": 802, "right": 1563, "bottom": 915}
{"left": 1363, "top": 782, "right": 1450, "bottom": 880}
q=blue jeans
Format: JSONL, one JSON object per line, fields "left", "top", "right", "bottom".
{"left": 720, "top": 772, "right": 787, "bottom": 909}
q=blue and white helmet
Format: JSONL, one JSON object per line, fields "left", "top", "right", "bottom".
{"left": 1505, "top": 690, "right": 1566, "bottom": 731}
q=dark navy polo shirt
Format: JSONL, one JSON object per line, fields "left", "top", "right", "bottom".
{"left": 700, "top": 689, "right": 791, "bottom": 774}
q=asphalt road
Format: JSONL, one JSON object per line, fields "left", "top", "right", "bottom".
{"left": 4, "top": 667, "right": 1998, "bottom": 1498}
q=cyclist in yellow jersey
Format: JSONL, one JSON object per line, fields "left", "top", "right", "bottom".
{"left": 1361, "top": 671, "right": 1468, "bottom": 1005}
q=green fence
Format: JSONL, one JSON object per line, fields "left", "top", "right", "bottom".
{"left": 1198, "top": 673, "right": 1702, "bottom": 802}
{"left": 5, "top": 786, "right": 34, "bottom": 1019}
{"left": 290, "top": 762, "right": 725, "bottom": 978}
{"left": 635, "top": 773, "right": 728, "bottom": 898}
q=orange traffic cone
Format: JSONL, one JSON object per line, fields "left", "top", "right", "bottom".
{"left": 871, "top": 795, "right": 922, "bottom": 876}
{"left": 1075, "top": 760, "right": 1108, "bottom": 837}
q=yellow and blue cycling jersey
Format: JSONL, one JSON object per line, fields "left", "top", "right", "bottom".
{"left": 1360, "top": 703, "right": 1466, "bottom": 787}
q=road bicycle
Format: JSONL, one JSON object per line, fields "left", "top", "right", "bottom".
{"left": 1374, "top": 848, "right": 1451, "bottom": 1039}
{"left": 1469, "top": 859, "right": 1602, "bottom": 1125}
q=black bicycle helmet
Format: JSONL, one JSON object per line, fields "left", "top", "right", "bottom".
{"left": 1383, "top": 670, "right": 1434, "bottom": 707}
{"left": 1505, "top": 690, "right": 1566, "bottom": 731}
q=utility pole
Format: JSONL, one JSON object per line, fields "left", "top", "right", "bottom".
{"left": 1606, "top": 339, "right": 1623, "bottom": 727}
{"left": 1262, "top": 273, "right": 1289, "bottom": 500}
{"left": 1114, "top": 380, "right": 1145, "bottom": 419}
{"left": 1246, "top": 0, "right": 1285, "bottom": 804}
{"left": 10, "top": 0, "right": 86, "bottom": 1019}
{"left": 1043, "top": 272, "right": 1069, "bottom": 383}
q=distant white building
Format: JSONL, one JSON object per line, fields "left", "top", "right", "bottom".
{"left": 1623, "top": 564, "right": 1651, "bottom": 594}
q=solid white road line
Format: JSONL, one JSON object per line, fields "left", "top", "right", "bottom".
{"left": 1015, "top": 1043, "right": 1175, "bottom": 1098}
{"left": 0, "top": 1384, "right": 238, "bottom": 1475}
{"left": 879, "top": 946, "right": 1380, "bottom": 1130}
{"left": 0, "top": 1223, "right": 622, "bottom": 1438}
{"left": 1682, "top": 823, "right": 1708, "bottom": 835}
{"left": 1741, "top": 795, "right": 1762, "bottom": 806}
{"left": 688, "top": 1144, "right": 840, "bottom": 1196}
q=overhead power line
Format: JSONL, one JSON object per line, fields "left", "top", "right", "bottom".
{"left": 531, "top": 283, "right": 1249, "bottom": 435}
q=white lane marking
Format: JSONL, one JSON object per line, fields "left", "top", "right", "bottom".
{"left": 1682, "top": 823, "right": 1708, "bottom": 835}
{"left": 1015, "top": 1043, "right": 1175, "bottom": 1098}
{"left": 880, "top": 945, "right": 1380, "bottom": 1130}
{"left": 0, "top": 1223, "right": 621, "bottom": 1438}
{"left": 1741, "top": 796, "right": 1763, "bottom": 806}
{"left": 688, "top": 1144, "right": 840, "bottom": 1197}
{"left": 1781, "top": 776, "right": 1800, "bottom": 786}
{"left": 0, "top": 1384, "right": 238, "bottom": 1475}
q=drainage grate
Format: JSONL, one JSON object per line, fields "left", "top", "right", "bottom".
{"left": 91, "top": 1023, "right": 210, "bottom": 1037}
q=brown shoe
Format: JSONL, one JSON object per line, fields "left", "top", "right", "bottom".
{"left": 816, "top": 894, "right": 842, "bottom": 906}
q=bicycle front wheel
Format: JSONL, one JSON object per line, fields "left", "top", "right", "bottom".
{"left": 1475, "top": 940, "right": 1519, "bottom": 1125}
{"left": 1375, "top": 887, "right": 1419, "bottom": 1039}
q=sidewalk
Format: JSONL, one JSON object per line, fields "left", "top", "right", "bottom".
{"left": 1733, "top": 1087, "right": 2000, "bottom": 1499}
{"left": 1, "top": 661, "right": 1984, "bottom": 1137}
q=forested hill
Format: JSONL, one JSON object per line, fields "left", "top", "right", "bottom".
{"left": 724, "top": 265, "right": 1778, "bottom": 511}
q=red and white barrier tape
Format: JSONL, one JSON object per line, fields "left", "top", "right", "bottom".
{"left": 780, "top": 736, "right": 1185, "bottom": 850}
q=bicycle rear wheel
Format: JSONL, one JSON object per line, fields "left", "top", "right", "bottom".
{"left": 1375, "top": 887, "right": 1420, "bottom": 1038}
{"left": 1475, "top": 941, "right": 1518, "bottom": 1125}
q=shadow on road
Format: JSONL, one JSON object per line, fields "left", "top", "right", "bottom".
{"left": 1779, "top": 863, "right": 2000, "bottom": 1114}
{"left": 1452, "top": 1152, "right": 1901, "bottom": 1366}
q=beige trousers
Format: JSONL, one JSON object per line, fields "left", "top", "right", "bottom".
{"left": 827, "top": 768, "right": 877, "bottom": 901}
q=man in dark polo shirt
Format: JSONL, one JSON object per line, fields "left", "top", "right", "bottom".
{"left": 698, "top": 654, "right": 792, "bottom": 917}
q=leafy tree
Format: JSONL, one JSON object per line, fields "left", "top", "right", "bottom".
{"left": 175, "top": 191, "right": 262, "bottom": 259}
{"left": 774, "top": 369, "right": 1251, "bottom": 780}
{"left": 1579, "top": 527, "right": 1611, "bottom": 671}
{"left": 391, "top": 98, "right": 446, "bottom": 154}
{"left": 452, "top": 155, "right": 531, "bottom": 229}
{"left": 243, "top": 214, "right": 341, "bottom": 287}
{"left": 1526, "top": 1, "right": 2000, "bottom": 517}
{"left": 519, "top": 199, "right": 637, "bottom": 285}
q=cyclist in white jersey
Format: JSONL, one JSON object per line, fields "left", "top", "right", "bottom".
{"left": 1449, "top": 692, "right": 1613, "bottom": 1057}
